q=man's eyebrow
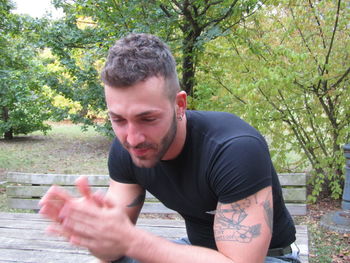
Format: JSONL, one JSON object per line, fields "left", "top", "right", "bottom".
{"left": 108, "top": 111, "right": 122, "bottom": 117}
{"left": 108, "top": 110, "right": 161, "bottom": 118}
{"left": 135, "top": 110, "right": 161, "bottom": 117}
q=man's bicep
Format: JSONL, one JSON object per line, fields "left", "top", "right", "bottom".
{"left": 105, "top": 179, "right": 145, "bottom": 224}
{"left": 214, "top": 186, "right": 273, "bottom": 263}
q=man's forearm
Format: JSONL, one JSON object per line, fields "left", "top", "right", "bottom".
{"left": 125, "top": 228, "right": 235, "bottom": 263}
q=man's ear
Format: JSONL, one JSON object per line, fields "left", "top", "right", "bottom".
{"left": 175, "top": 91, "right": 187, "bottom": 118}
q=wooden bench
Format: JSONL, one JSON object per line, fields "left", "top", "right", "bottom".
{"left": 5, "top": 172, "right": 309, "bottom": 262}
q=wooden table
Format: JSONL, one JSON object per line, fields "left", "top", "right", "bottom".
{"left": 0, "top": 212, "right": 308, "bottom": 263}
{"left": 0, "top": 212, "right": 186, "bottom": 263}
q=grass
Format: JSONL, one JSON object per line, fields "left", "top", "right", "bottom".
{"left": 0, "top": 122, "right": 349, "bottom": 262}
{"left": 0, "top": 122, "right": 111, "bottom": 175}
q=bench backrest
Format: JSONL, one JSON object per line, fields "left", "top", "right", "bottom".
{"left": 6, "top": 172, "right": 307, "bottom": 216}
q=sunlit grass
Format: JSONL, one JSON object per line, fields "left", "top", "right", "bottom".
{"left": 0, "top": 122, "right": 112, "bottom": 175}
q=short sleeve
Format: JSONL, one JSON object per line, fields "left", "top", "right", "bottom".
{"left": 108, "top": 138, "right": 137, "bottom": 184}
{"left": 209, "top": 136, "right": 272, "bottom": 203}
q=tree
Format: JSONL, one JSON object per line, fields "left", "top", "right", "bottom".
{"left": 41, "top": 0, "right": 264, "bottom": 129}
{"left": 196, "top": 0, "right": 350, "bottom": 200}
{"left": 149, "top": 0, "right": 265, "bottom": 97}
{"left": 0, "top": 2, "right": 63, "bottom": 139}
{"left": 38, "top": 14, "right": 108, "bottom": 133}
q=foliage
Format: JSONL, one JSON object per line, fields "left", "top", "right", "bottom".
{"left": 0, "top": 1, "right": 70, "bottom": 139}
{"left": 143, "top": 0, "right": 265, "bottom": 97}
{"left": 7, "top": 0, "right": 347, "bottom": 200}
{"left": 38, "top": 5, "right": 110, "bottom": 133}
{"left": 41, "top": 0, "right": 264, "bottom": 133}
{"left": 195, "top": 0, "right": 350, "bottom": 200}
{"left": 0, "top": 2, "right": 66, "bottom": 139}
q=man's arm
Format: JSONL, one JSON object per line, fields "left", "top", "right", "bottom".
{"left": 214, "top": 185, "right": 273, "bottom": 263}
{"left": 104, "top": 179, "right": 145, "bottom": 224}
{"left": 58, "top": 186, "right": 272, "bottom": 263}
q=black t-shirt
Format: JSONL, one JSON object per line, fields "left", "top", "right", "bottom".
{"left": 108, "top": 110, "right": 296, "bottom": 249}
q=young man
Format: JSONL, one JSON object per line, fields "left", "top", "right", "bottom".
{"left": 39, "top": 33, "right": 300, "bottom": 263}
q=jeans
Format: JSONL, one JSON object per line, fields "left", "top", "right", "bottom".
{"left": 112, "top": 238, "right": 301, "bottom": 263}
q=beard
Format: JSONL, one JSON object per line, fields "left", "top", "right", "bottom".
{"left": 123, "top": 112, "right": 178, "bottom": 168}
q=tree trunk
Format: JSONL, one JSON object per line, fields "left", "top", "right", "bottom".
{"left": 2, "top": 107, "right": 13, "bottom": 140}
{"left": 181, "top": 30, "right": 199, "bottom": 98}
{"left": 4, "top": 128, "right": 13, "bottom": 140}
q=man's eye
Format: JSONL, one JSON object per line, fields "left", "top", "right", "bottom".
{"left": 142, "top": 118, "right": 156, "bottom": 122}
{"left": 112, "top": 119, "right": 125, "bottom": 123}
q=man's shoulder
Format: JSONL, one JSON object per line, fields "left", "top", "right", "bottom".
{"left": 187, "top": 110, "right": 237, "bottom": 119}
{"left": 187, "top": 110, "right": 261, "bottom": 140}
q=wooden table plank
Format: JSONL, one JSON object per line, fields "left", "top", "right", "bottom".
{"left": 0, "top": 213, "right": 92, "bottom": 262}
{"left": 0, "top": 236, "right": 89, "bottom": 254}
{"left": 0, "top": 248, "right": 92, "bottom": 263}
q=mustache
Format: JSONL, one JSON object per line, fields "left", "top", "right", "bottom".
{"left": 123, "top": 141, "right": 157, "bottom": 150}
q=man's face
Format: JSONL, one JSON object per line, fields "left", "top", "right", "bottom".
{"left": 105, "top": 76, "right": 178, "bottom": 168}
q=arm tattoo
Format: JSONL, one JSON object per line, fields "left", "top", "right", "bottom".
{"left": 253, "top": 194, "right": 258, "bottom": 204}
{"left": 214, "top": 199, "right": 261, "bottom": 243}
{"left": 127, "top": 193, "right": 145, "bottom": 208}
{"left": 262, "top": 192, "right": 273, "bottom": 234}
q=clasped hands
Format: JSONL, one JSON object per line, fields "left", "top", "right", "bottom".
{"left": 39, "top": 177, "right": 133, "bottom": 262}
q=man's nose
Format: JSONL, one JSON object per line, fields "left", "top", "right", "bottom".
{"left": 126, "top": 124, "right": 145, "bottom": 147}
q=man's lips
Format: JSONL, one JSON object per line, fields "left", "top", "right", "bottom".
{"left": 130, "top": 147, "right": 150, "bottom": 157}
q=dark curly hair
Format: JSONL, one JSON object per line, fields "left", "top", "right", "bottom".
{"left": 101, "top": 33, "right": 180, "bottom": 101}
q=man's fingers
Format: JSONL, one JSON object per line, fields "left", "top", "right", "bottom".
{"left": 40, "top": 203, "right": 64, "bottom": 222}
{"left": 58, "top": 198, "right": 99, "bottom": 225}
{"left": 76, "top": 176, "right": 92, "bottom": 199}
{"left": 91, "top": 191, "right": 115, "bottom": 208}
{"left": 91, "top": 191, "right": 105, "bottom": 207}
{"left": 102, "top": 195, "right": 115, "bottom": 209}
{"left": 39, "top": 185, "right": 72, "bottom": 206}
{"left": 60, "top": 208, "right": 98, "bottom": 240}
{"left": 39, "top": 185, "right": 72, "bottom": 221}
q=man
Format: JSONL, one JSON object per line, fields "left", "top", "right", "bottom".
{"left": 39, "top": 33, "right": 300, "bottom": 263}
